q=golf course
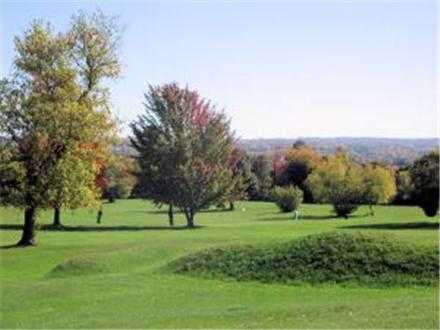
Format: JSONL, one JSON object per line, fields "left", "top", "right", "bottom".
{"left": 1, "top": 200, "right": 438, "bottom": 328}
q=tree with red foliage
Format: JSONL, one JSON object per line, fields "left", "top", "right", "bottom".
{"left": 131, "top": 83, "right": 235, "bottom": 228}
{"left": 275, "top": 145, "right": 323, "bottom": 202}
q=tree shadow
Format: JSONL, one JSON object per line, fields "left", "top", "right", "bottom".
{"left": 199, "top": 208, "right": 232, "bottom": 214}
{"left": 0, "top": 244, "right": 23, "bottom": 249}
{"left": 256, "top": 215, "right": 294, "bottom": 221}
{"left": 0, "top": 224, "right": 203, "bottom": 232}
{"left": 135, "top": 208, "right": 231, "bottom": 215}
{"left": 341, "top": 222, "right": 439, "bottom": 230}
{"left": 129, "top": 209, "right": 171, "bottom": 215}
{"left": 257, "top": 214, "right": 367, "bottom": 221}
{"left": 300, "top": 215, "right": 337, "bottom": 220}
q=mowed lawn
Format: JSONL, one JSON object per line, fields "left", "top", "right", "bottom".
{"left": 0, "top": 200, "right": 438, "bottom": 329}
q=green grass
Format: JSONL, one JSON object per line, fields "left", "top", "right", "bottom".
{"left": 0, "top": 200, "right": 439, "bottom": 328}
{"left": 170, "top": 232, "right": 439, "bottom": 286}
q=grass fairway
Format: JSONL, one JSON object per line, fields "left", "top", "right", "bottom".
{"left": 0, "top": 200, "right": 438, "bottom": 329}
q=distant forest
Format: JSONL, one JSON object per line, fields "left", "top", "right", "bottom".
{"left": 115, "top": 137, "right": 437, "bottom": 167}
{"left": 238, "top": 137, "right": 438, "bottom": 166}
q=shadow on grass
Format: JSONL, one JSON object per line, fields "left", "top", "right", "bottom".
{"left": 257, "top": 214, "right": 367, "bottom": 221}
{"left": 301, "top": 215, "right": 337, "bottom": 220}
{"left": 0, "top": 224, "right": 203, "bottom": 232}
{"left": 139, "top": 208, "right": 231, "bottom": 215}
{"left": 199, "top": 208, "right": 233, "bottom": 214}
{"left": 128, "top": 209, "right": 173, "bottom": 215}
{"left": 341, "top": 222, "right": 439, "bottom": 230}
{"left": 0, "top": 244, "right": 23, "bottom": 249}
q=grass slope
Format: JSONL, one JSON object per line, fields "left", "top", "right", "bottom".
{"left": 0, "top": 200, "right": 439, "bottom": 328}
{"left": 170, "top": 232, "right": 439, "bottom": 286}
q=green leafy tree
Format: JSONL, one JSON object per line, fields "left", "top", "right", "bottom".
{"left": 0, "top": 11, "right": 120, "bottom": 245}
{"left": 362, "top": 164, "right": 397, "bottom": 215}
{"left": 393, "top": 170, "right": 414, "bottom": 205}
{"left": 218, "top": 148, "right": 252, "bottom": 210}
{"left": 271, "top": 185, "right": 303, "bottom": 213}
{"left": 248, "top": 155, "right": 273, "bottom": 200}
{"left": 274, "top": 145, "right": 323, "bottom": 202}
{"left": 131, "top": 83, "right": 235, "bottom": 228}
{"left": 49, "top": 149, "right": 102, "bottom": 226}
{"left": 409, "top": 151, "right": 439, "bottom": 217}
{"left": 103, "top": 155, "right": 137, "bottom": 202}
{"left": 307, "top": 152, "right": 365, "bottom": 218}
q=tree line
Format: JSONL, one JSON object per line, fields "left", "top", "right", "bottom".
{"left": 0, "top": 11, "right": 438, "bottom": 247}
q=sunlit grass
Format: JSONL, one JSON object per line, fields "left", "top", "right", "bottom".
{"left": 0, "top": 200, "right": 438, "bottom": 328}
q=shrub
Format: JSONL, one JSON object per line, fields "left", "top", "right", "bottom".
{"left": 333, "top": 203, "right": 358, "bottom": 218}
{"left": 270, "top": 186, "right": 303, "bottom": 212}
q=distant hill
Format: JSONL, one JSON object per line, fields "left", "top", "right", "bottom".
{"left": 238, "top": 137, "right": 438, "bottom": 166}
{"left": 115, "top": 137, "right": 437, "bottom": 166}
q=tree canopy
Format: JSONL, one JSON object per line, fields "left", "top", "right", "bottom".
{"left": 0, "top": 11, "right": 120, "bottom": 245}
{"left": 409, "top": 150, "right": 439, "bottom": 217}
{"left": 362, "top": 164, "right": 397, "bottom": 215}
{"left": 274, "top": 145, "right": 323, "bottom": 202}
{"left": 307, "top": 152, "right": 365, "bottom": 218}
{"left": 131, "top": 83, "right": 236, "bottom": 227}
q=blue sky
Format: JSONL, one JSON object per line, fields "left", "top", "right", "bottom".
{"left": 0, "top": 0, "right": 437, "bottom": 138}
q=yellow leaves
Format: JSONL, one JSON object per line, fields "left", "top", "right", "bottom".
{"left": 308, "top": 152, "right": 365, "bottom": 204}
{"left": 308, "top": 151, "right": 398, "bottom": 206}
{"left": 363, "top": 164, "right": 397, "bottom": 204}
{"left": 1, "top": 10, "right": 120, "bottom": 221}
{"left": 283, "top": 145, "right": 322, "bottom": 170}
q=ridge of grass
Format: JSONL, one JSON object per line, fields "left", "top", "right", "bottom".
{"left": 169, "top": 232, "right": 439, "bottom": 286}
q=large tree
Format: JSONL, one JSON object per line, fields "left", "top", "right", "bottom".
{"left": 0, "top": 11, "right": 120, "bottom": 245}
{"left": 248, "top": 154, "right": 273, "bottom": 200}
{"left": 362, "top": 164, "right": 397, "bottom": 215}
{"left": 274, "top": 145, "right": 323, "bottom": 202}
{"left": 393, "top": 169, "right": 414, "bottom": 205}
{"left": 307, "top": 152, "right": 365, "bottom": 218}
{"left": 409, "top": 151, "right": 439, "bottom": 217}
{"left": 131, "top": 83, "right": 235, "bottom": 228}
{"left": 220, "top": 147, "right": 252, "bottom": 210}
{"left": 49, "top": 141, "right": 112, "bottom": 226}
{"left": 102, "top": 155, "right": 137, "bottom": 203}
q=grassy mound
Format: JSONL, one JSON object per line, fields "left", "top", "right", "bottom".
{"left": 48, "top": 256, "right": 105, "bottom": 277}
{"left": 170, "top": 232, "right": 439, "bottom": 286}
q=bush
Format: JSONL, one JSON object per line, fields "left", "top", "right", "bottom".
{"left": 169, "top": 232, "right": 439, "bottom": 286}
{"left": 333, "top": 203, "right": 358, "bottom": 218}
{"left": 270, "top": 186, "right": 303, "bottom": 212}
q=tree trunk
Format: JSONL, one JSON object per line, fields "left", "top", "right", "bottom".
{"left": 96, "top": 206, "right": 103, "bottom": 224}
{"left": 369, "top": 204, "right": 374, "bottom": 216}
{"left": 185, "top": 209, "right": 195, "bottom": 228}
{"left": 229, "top": 201, "right": 235, "bottom": 211}
{"left": 17, "top": 206, "right": 37, "bottom": 246}
{"left": 168, "top": 204, "right": 174, "bottom": 227}
{"left": 53, "top": 206, "right": 61, "bottom": 226}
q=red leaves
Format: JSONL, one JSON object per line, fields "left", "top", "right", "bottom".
{"left": 95, "top": 162, "right": 108, "bottom": 190}
{"left": 273, "top": 152, "right": 287, "bottom": 183}
{"left": 191, "top": 98, "right": 212, "bottom": 128}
